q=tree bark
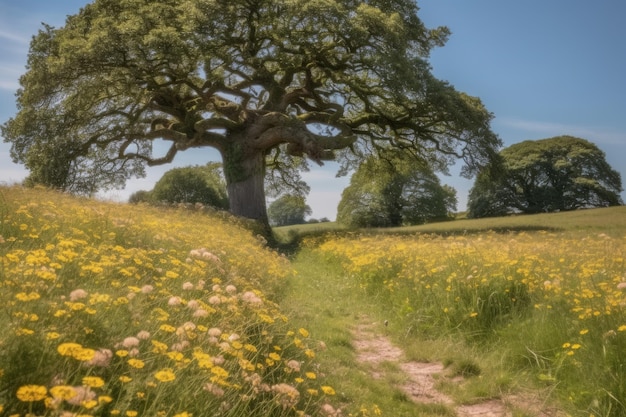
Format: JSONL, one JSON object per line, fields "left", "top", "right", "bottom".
{"left": 222, "top": 141, "right": 269, "bottom": 227}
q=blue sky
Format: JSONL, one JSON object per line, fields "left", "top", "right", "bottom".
{"left": 1, "top": 1, "right": 625, "bottom": 220}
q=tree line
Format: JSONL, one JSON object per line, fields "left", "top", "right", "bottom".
{"left": 128, "top": 135, "right": 623, "bottom": 227}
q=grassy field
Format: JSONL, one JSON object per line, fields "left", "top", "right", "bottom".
{"left": 0, "top": 186, "right": 338, "bottom": 417}
{"left": 281, "top": 206, "right": 626, "bottom": 416}
{"left": 2, "top": 185, "right": 625, "bottom": 416}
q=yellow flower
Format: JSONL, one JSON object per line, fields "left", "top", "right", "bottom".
{"left": 127, "top": 359, "right": 145, "bottom": 369}
{"left": 126, "top": 411, "right": 138, "bottom": 417}
{"left": 154, "top": 369, "right": 176, "bottom": 382}
{"left": 16, "top": 385, "right": 47, "bottom": 402}
{"left": 160, "top": 324, "right": 176, "bottom": 333}
{"left": 305, "top": 372, "right": 316, "bottom": 380}
{"left": 119, "top": 376, "right": 133, "bottom": 383}
{"left": 618, "top": 325, "right": 626, "bottom": 332}
{"left": 321, "top": 385, "right": 336, "bottom": 395}
{"left": 298, "top": 328, "right": 310, "bottom": 338}
{"left": 82, "top": 376, "right": 105, "bottom": 388}
{"left": 58, "top": 342, "right": 83, "bottom": 357}
{"left": 50, "top": 385, "right": 77, "bottom": 400}
{"left": 82, "top": 399, "right": 98, "bottom": 409}
{"left": 75, "top": 348, "right": 96, "bottom": 361}
{"left": 151, "top": 340, "right": 168, "bottom": 354}
{"left": 15, "top": 292, "right": 40, "bottom": 301}
{"left": 174, "top": 412, "right": 192, "bottom": 417}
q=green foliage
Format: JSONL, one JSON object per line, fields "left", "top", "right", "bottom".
{"left": 468, "top": 136, "right": 623, "bottom": 218}
{"left": 128, "top": 189, "right": 152, "bottom": 204}
{"left": 337, "top": 154, "right": 457, "bottom": 228}
{"left": 268, "top": 195, "right": 312, "bottom": 227}
{"left": 150, "top": 163, "right": 229, "bottom": 209}
{"left": 2, "top": 0, "right": 501, "bottom": 224}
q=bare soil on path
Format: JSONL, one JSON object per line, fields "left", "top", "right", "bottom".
{"left": 352, "top": 315, "right": 566, "bottom": 417}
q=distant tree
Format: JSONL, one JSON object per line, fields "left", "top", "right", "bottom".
{"left": 2, "top": 0, "right": 501, "bottom": 231}
{"left": 128, "top": 190, "right": 153, "bottom": 204}
{"left": 268, "top": 195, "right": 312, "bottom": 226}
{"left": 151, "top": 163, "right": 229, "bottom": 209}
{"left": 468, "top": 136, "right": 623, "bottom": 218}
{"left": 337, "top": 153, "right": 457, "bottom": 228}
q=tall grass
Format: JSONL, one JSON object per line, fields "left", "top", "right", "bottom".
{"left": 312, "top": 222, "right": 626, "bottom": 416}
{"left": 0, "top": 186, "right": 338, "bottom": 417}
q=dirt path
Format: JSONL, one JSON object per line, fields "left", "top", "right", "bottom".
{"left": 352, "top": 316, "right": 565, "bottom": 417}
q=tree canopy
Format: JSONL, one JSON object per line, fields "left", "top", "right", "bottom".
{"left": 2, "top": 0, "right": 501, "bottom": 228}
{"left": 468, "top": 136, "right": 623, "bottom": 218}
{"left": 149, "top": 162, "right": 229, "bottom": 208}
{"left": 337, "top": 153, "right": 457, "bottom": 227}
{"left": 267, "top": 194, "right": 312, "bottom": 227}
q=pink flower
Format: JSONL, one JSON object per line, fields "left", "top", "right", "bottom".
{"left": 66, "top": 386, "right": 96, "bottom": 406}
{"left": 208, "top": 328, "right": 222, "bottom": 337}
{"left": 141, "top": 285, "right": 154, "bottom": 294}
{"left": 137, "top": 330, "right": 151, "bottom": 340}
{"left": 193, "top": 309, "right": 209, "bottom": 318}
{"left": 122, "top": 337, "right": 140, "bottom": 348}
{"left": 85, "top": 349, "right": 113, "bottom": 367}
{"left": 225, "top": 285, "right": 237, "bottom": 294}
{"left": 69, "top": 289, "right": 88, "bottom": 301}
{"left": 168, "top": 296, "right": 182, "bottom": 306}
{"left": 241, "top": 291, "right": 263, "bottom": 306}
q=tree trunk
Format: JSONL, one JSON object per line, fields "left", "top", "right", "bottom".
{"left": 222, "top": 141, "right": 269, "bottom": 227}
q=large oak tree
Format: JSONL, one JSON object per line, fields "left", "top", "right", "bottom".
{"left": 467, "top": 136, "right": 623, "bottom": 217}
{"left": 2, "top": 0, "right": 501, "bottom": 227}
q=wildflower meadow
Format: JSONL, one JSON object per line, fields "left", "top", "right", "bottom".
{"left": 0, "top": 186, "right": 337, "bottom": 417}
{"left": 314, "top": 227, "right": 626, "bottom": 415}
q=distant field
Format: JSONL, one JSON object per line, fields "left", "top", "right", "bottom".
{"left": 275, "top": 206, "right": 626, "bottom": 239}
